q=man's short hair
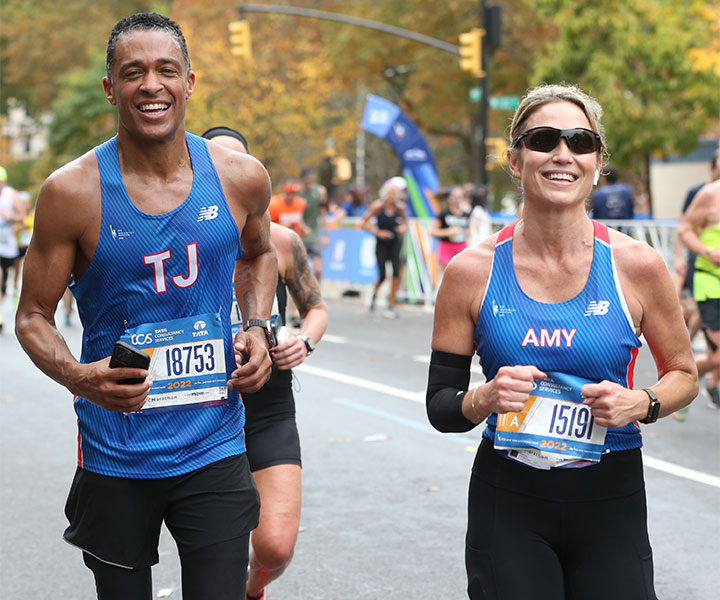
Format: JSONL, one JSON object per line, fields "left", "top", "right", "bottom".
{"left": 300, "top": 167, "right": 314, "bottom": 179}
{"left": 106, "top": 12, "right": 191, "bottom": 80}
{"left": 604, "top": 164, "right": 620, "bottom": 184}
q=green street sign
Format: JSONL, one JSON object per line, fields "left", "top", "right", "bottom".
{"left": 489, "top": 94, "right": 520, "bottom": 110}
{"left": 469, "top": 91, "right": 520, "bottom": 109}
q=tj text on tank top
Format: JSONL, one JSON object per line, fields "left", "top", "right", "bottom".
{"left": 69, "top": 132, "right": 245, "bottom": 479}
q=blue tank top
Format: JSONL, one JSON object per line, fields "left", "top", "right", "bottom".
{"left": 69, "top": 132, "right": 246, "bottom": 478}
{"left": 475, "top": 221, "right": 643, "bottom": 453}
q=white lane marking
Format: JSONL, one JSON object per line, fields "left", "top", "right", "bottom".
{"left": 296, "top": 364, "right": 424, "bottom": 403}
{"left": 413, "top": 354, "right": 486, "bottom": 377}
{"left": 320, "top": 334, "right": 348, "bottom": 344}
{"left": 642, "top": 455, "right": 720, "bottom": 489}
{"left": 296, "top": 363, "right": 720, "bottom": 489}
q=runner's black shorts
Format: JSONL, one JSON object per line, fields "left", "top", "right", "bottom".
{"left": 466, "top": 438, "right": 657, "bottom": 600}
{"left": 375, "top": 237, "right": 403, "bottom": 280}
{"left": 242, "top": 372, "right": 302, "bottom": 471}
{"left": 698, "top": 298, "right": 720, "bottom": 332}
{"left": 304, "top": 241, "right": 323, "bottom": 260}
{"left": 63, "top": 454, "right": 259, "bottom": 570}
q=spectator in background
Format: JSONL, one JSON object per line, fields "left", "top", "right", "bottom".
{"left": 269, "top": 181, "right": 308, "bottom": 238}
{"left": 334, "top": 185, "right": 366, "bottom": 223}
{"left": 630, "top": 174, "right": 651, "bottom": 219}
{"left": 12, "top": 190, "right": 33, "bottom": 301}
{"left": 0, "top": 166, "right": 20, "bottom": 331}
{"left": 468, "top": 186, "right": 493, "bottom": 246}
{"left": 430, "top": 186, "right": 471, "bottom": 274}
{"left": 591, "top": 164, "right": 635, "bottom": 225}
{"left": 298, "top": 167, "right": 327, "bottom": 282}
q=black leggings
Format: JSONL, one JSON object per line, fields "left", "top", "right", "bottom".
{"left": 375, "top": 237, "right": 402, "bottom": 282}
{"left": 83, "top": 534, "right": 250, "bottom": 600}
{"left": 466, "top": 441, "right": 657, "bottom": 600}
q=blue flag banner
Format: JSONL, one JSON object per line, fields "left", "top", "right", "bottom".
{"left": 361, "top": 94, "right": 439, "bottom": 218}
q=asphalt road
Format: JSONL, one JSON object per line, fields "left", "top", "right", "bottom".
{"left": 1, "top": 294, "right": 719, "bottom": 599}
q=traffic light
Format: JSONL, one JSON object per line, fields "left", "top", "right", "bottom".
{"left": 228, "top": 20, "right": 252, "bottom": 61}
{"left": 458, "top": 28, "right": 485, "bottom": 78}
{"left": 485, "top": 137, "right": 507, "bottom": 170}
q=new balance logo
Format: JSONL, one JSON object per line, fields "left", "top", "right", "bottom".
{"left": 584, "top": 300, "right": 610, "bottom": 316}
{"left": 197, "top": 205, "right": 219, "bottom": 222}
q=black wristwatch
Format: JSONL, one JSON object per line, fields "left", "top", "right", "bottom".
{"left": 243, "top": 319, "right": 276, "bottom": 347}
{"left": 639, "top": 388, "right": 661, "bottom": 424}
{"left": 298, "top": 335, "right": 315, "bottom": 356}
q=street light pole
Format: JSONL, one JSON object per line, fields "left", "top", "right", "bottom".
{"left": 478, "top": 0, "right": 489, "bottom": 192}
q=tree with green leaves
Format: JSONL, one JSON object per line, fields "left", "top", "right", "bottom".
{"left": 529, "top": 0, "right": 720, "bottom": 202}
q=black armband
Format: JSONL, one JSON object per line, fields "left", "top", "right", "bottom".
{"left": 426, "top": 350, "right": 476, "bottom": 433}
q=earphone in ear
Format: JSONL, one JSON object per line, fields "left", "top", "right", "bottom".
{"left": 593, "top": 170, "right": 600, "bottom": 186}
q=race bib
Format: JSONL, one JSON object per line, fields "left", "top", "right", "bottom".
{"left": 121, "top": 313, "right": 228, "bottom": 413}
{"left": 494, "top": 372, "right": 607, "bottom": 469}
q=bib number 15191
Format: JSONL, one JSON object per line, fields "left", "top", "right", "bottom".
{"left": 548, "top": 403, "right": 594, "bottom": 440}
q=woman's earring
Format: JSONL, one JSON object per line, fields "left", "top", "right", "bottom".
{"left": 593, "top": 170, "right": 600, "bottom": 186}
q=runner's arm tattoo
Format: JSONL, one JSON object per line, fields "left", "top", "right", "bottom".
{"left": 285, "top": 234, "right": 322, "bottom": 315}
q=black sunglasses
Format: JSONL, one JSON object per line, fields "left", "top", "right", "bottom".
{"left": 512, "top": 126, "right": 602, "bottom": 155}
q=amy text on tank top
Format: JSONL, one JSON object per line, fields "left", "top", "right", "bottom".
{"left": 69, "top": 132, "right": 245, "bottom": 478}
{"left": 475, "top": 221, "right": 643, "bottom": 453}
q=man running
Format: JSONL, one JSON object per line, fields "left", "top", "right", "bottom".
{"left": 678, "top": 171, "right": 720, "bottom": 408}
{"left": 673, "top": 150, "right": 720, "bottom": 419}
{"left": 269, "top": 180, "right": 308, "bottom": 238}
{"left": 298, "top": 167, "right": 327, "bottom": 282}
{"left": 15, "top": 13, "right": 276, "bottom": 600}
{"left": 203, "top": 127, "right": 328, "bottom": 600}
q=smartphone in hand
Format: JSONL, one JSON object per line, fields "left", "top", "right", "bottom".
{"left": 109, "top": 341, "right": 150, "bottom": 385}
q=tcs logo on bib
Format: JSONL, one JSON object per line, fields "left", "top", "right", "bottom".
{"left": 131, "top": 332, "right": 153, "bottom": 346}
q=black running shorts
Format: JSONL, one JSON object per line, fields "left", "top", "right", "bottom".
{"left": 242, "top": 377, "right": 302, "bottom": 472}
{"left": 63, "top": 454, "right": 259, "bottom": 569}
{"left": 698, "top": 298, "right": 720, "bottom": 333}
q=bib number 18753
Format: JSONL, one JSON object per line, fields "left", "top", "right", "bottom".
{"left": 165, "top": 343, "right": 216, "bottom": 377}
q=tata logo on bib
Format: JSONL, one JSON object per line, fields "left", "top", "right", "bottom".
{"left": 192, "top": 320, "right": 209, "bottom": 338}
{"left": 584, "top": 300, "right": 610, "bottom": 316}
{"left": 197, "top": 206, "right": 219, "bottom": 222}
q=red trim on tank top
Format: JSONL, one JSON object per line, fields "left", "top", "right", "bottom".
{"left": 76, "top": 413, "right": 83, "bottom": 468}
{"left": 592, "top": 220, "right": 610, "bottom": 243}
{"left": 626, "top": 346, "right": 639, "bottom": 389}
{"left": 496, "top": 222, "right": 516, "bottom": 243}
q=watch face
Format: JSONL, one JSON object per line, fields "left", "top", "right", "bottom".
{"left": 301, "top": 336, "right": 314, "bottom": 353}
{"left": 650, "top": 401, "right": 660, "bottom": 420}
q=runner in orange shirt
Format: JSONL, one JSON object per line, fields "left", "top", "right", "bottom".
{"left": 269, "top": 181, "right": 309, "bottom": 238}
